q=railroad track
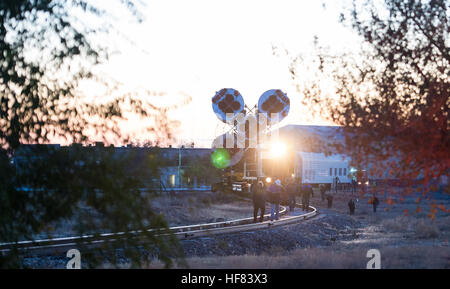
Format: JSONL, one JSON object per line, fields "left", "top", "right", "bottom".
{"left": 0, "top": 203, "right": 318, "bottom": 254}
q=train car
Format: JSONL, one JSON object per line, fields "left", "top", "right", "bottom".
{"left": 293, "top": 152, "right": 351, "bottom": 185}
{"left": 259, "top": 148, "right": 351, "bottom": 185}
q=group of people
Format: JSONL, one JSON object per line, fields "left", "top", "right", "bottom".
{"left": 347, "top": 196, "right": 379, "bottom": 215}
{"left": 250, "top": 178, "right": 313, "bottom": 223}
{"left": 319, "top": 183, "right": 380, "bottom": 215}
{"left": 251, "top": 178, "right": 381, "bottom": 222}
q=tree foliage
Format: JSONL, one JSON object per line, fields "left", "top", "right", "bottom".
{"left": 0, "top": 1, "right": 184, "bottom": 268}
{"left": 290, "top": 0, "right": 449, "bottom": 200}
{"left": 182, "top": 153, "right": 222, "bottom": 187}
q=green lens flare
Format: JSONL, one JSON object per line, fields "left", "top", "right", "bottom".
{"left": 211, "top": 148, "right": 230, "bottom": 169}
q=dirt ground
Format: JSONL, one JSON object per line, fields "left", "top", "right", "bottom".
{"left": 311, "top": 187, "right": 450, "bottom": 243}
{"left": 31, "top": 190, "right": 257, "bottom": 240}
{"left": 150, "top": 190, "right": 266, "bottom": 226}
{"left": 25, "top": 186, "right": 450, "bottom": 268}
{"left": 149, "top": 186, "right": 450, "bottom": 269}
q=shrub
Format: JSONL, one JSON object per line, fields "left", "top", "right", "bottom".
{"left": 414, "top": 219, "right": 440, "bottom": 239}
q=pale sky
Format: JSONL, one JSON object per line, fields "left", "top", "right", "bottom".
{"left": 82, "top": 0, "right": 360, "bottom": 147}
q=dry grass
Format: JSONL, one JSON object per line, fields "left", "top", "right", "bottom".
{"left": 312, "top": 187, "right": 449, "bottom": 241}
{"left": 414, "top": 219, "right": 440, "bottom": 239}
{"left": 381, "top": 215, "right": 415, "bottom": 232}
{"left": 147, "top": 245, "right": 449, "bottom": 269}
{"left": 150, "top": 246, "right": 450, "bottom": 269}
{"left": 150, "top": 191, "right": 257, "bottom": 226}
{"left": 381, "top": 215, "right": 440, "bottom": 238}
{"left": 144, "top": 188, "right": 450, "bottom": 269}
{"left": 32, "top": 191, "right": 254, "bottom": 239}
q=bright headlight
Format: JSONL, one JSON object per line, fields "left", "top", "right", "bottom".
{"left": 269, "top": 142, "right": 286, "bottom": 157}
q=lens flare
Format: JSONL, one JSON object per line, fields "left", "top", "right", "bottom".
{"left": 211, "top": 148, "right": 230, "bottom": 169}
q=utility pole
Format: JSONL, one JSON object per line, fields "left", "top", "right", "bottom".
{"left": 178, "top": 146, "right": 181, "bottom": 188}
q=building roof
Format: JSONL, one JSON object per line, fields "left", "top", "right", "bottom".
{"left": 278, "top": 124, "right": 344, "bottom": 153}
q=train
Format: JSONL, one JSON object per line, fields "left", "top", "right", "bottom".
{"left": 262, "top": 151, "right": 352, "bottom": 185}
{"left": 214, "top": 148, "right": 368, "bottom": 193}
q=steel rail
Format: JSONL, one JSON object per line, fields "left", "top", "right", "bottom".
{"left": 0, "top": 204, "right": 317, "bottom": 254}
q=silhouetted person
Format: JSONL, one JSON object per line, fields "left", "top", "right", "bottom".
{"left": 372, "top": 196, "right": 379, "bottom": 213}
{"left": 251, "top": 180, "right": 266, "bottom": 222}
{"left": 334, "top": 176, "right": 340, "bottom": 194}
{"left": 351, "top": 179, "right": 357, "bottom": 194}
{"left": 268, "top": 179, "right": 282, "bottom": 221}
{"left": 326, "top": 193, "right": 333, "bottom": 208}
{"left": 319, "top": 184, "right": 326, "bottom": 201}
{"left": 301, "top": 183, "right": 313, "bottom": 211}
{"left": 348, "top": 198, "right": 355, "bottom": 215}
{"left": 286, "top": 179, "right": 297, "bottom": 212}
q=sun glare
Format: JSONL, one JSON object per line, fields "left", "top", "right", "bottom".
{"left": 269, "top": 142, "right": 287, "bottom": 158}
